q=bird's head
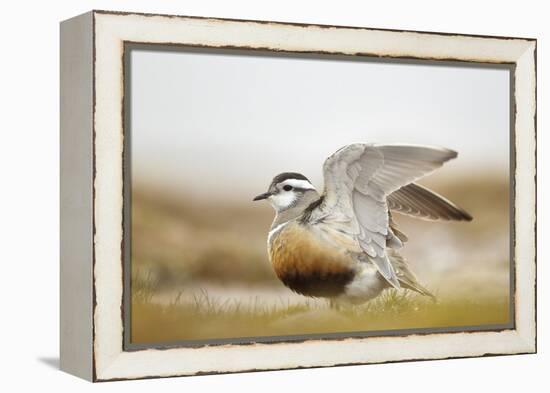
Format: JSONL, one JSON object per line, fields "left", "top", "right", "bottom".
{"left": 253, "top": 172, "right": 319, "bottom": 213}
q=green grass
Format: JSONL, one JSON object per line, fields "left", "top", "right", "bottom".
{"left": 131, "top": 287, "right": 510, "bottom": 344}
{"left": 129, "top": 177, "right": 511, "bottom": 345}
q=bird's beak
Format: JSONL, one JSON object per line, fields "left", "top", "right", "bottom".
{"left": 253, "top": 192, "right": 272, "bottom": 201}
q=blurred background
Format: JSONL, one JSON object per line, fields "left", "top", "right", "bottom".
{"left": 128, "top": 47, "right": 511, "bottom": 344}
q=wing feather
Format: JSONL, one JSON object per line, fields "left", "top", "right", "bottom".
{"left": 388, "top": 249, "right": 435, "bottom": 298}
{"left": 388, "top": 183, "right": 473, "bottom": 221}
{"left": 319, "top": 143, "right": 458, "bottom": 288}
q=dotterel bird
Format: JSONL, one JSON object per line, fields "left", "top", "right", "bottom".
{"left": 253, "top": 144, "right": 472, "bottom": 305}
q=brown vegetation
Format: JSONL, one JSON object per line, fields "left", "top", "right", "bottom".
{"left": 130, "top": 176, "right": 511, "bottom": 343}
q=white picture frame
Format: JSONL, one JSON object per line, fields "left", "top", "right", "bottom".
{"left": 60, "top": 10, "right": 536, "bottom": 382}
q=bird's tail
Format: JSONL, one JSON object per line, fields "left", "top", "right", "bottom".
{"left": 388, "top": 249, "right": 435, "bottom": 299}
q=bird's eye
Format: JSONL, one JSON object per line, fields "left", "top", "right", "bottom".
{"left": 283, "top": 185, "right": 293, "bottom": 191}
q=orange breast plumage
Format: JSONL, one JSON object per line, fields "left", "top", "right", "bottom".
{"left": 268, "top": 222, "right": 356, "bottom": 297}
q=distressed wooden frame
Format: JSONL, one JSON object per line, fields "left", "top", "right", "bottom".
{"left": 60, "top": 10, "right": 537, "bottom": 382}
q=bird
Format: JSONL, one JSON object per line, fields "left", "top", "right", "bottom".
{"left": 253, "top": 143, "right": 472, "bottom": 305}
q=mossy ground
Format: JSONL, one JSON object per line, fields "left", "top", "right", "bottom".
{"left": 131, "top": 285, "right": 510, "bottom": 344}
{"left": 130, "top": 177, "right": 511, "bottom": 345}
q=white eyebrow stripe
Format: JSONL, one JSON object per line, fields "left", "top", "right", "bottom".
{"left": 282, "top": 179, "right": 316, "bottom": 190}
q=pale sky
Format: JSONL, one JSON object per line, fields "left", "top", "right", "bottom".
{"left": 129, "top": 47, "right": 510, "bottom": 201}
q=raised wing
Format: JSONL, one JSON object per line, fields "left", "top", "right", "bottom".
{"left": 320, "top": 144, "right": 458, "bottom": 288}
{"left": 388, "top": 183, "right": 472, "bottom": 221}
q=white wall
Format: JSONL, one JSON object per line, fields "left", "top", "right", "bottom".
{"left": 0, "top": 0, "right": 545, "bottom": 392}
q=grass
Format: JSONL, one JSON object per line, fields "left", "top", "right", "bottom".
{"left": 131, "top": 176, "right": 510, "bottom": 288}
{"left": 130, "top": 286, "right": 510, "bottom": 345}
{"left": 129, "top": 176, "right": 511, "bottom": 345}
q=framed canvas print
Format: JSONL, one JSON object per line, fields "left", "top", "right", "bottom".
{"left": 60, "top": 10, "right": 537, "bottom": 382}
